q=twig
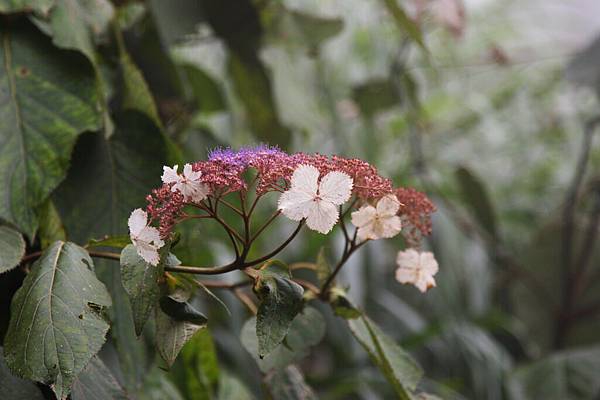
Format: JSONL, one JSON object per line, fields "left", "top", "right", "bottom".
{"left": 244, "top": 221, "right": 304, "bottom": 267}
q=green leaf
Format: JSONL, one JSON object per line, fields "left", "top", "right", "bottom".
{"left": 315, "top": 247, "right": 330, "bottom": 286}
{"left": 120, "top": 244, "right": 162, "bottom": 336}
{"left": 217, "top": 371, "right": 254, "bottom": 400}
{"left": 329, "top": 287, "right": 361, "bottom": 320}
{"left": 455, "top": 166, "right": 498, "bottom": 238}
{"left": 348, "top": 315, "right": 422, "bottom": 397}
{"left": 4, "top": 241, "right": 111, "bottom": 399}
{"left": 507, "top": 346, "right": 600, "bottom": 400}
{"left": 0, "top": 225, "right": 25, "bottom": 274}
{"left": 352, "top": 78, "right": 400, "bottom": 117}
{"left": 42, "top": 0, "right": 114, "bottom": 63}
{"left": 156, "top": 297, "right": 208, "bottom": 367}
{"left": 0, "top": 0, "right": 53, "bottom": 15}
{"left": 172, "top": 329, "right": 220, "bottom": 400}
{"left": 87, "top": 235, "right": 131, "bottom": 249}
{"left": 139, "top": 367, "right": 186, "bottom": 400}
{"left": 0, "top": 346, "right": 45, "bottom": 400}
{"left": 263, "top": 365, "right": 317, "bottom": 400}
{"left": 37, "top": 198, "right": 66, "bottom": 249}
{"left": 381, "top": 0, "right": 426, "bottom": 51}
{"left": 71, "top": 356, "right": 129, "bottom": 400}
{"left": 227, "top": 52, "right": 291, "bottom": 148}
{"left": 255, "top": 263, "right": 304, "bottom": 357}
{"left": 180, "top": 63, "right": 226, "bottom": 113}
{"left": 0, "top": 23, "right": 101, "bottom": 238}
{"left": 241, "top": 306, "right": 325, "bottom": 372}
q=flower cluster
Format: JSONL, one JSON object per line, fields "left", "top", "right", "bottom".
{"left": 129, "top": 146, "right": 439, "bottom": 292}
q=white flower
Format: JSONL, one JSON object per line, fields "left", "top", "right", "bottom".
{"left": 162, "top": 163, "right": 209, "bottom": 203}
{"left": 351, "top": 194, "right": 402, "bottom": 241}
{"left": 278, "top": 165, "right": 353, "bottom": 234}
{"left": 128, "top": 208, "right": 164, "bottom": 266}
{"left": 395, "top": 249, "right": 439, "bottom": 292}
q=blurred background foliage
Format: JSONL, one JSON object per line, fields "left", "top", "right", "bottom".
{"left": 2, "top": 0, "right": 600, "bottom": 399}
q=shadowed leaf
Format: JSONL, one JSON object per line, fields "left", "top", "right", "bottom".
{"left": 0, "top": 225, "right": 25, "bottom": 274}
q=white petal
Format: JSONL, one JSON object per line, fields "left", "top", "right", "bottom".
{"left": 395, "top": 266, "right": 417, "bottom": 285}
{"left": 183, "top": 163, "right": 202, "bottom": 181}
{"left": 319, "top": 171, "right": 353, "bottom": 205}
{"left": 376, "top": 194, "right": 400, "bottom": 217}
{"left": 351, "top": 205, "right": 376, "bottom": 228}
{"left": 136, "top": 242, "right": 161, "bottom": 266}
{"left": 356, "top": 221, "right": 376, "bottom": 241}
{"left": 278, "top": 189, "right": 314, "bottom": 221}
{"left": 396, "top": 248, "right": 420, "bottom": 269}
{"left": 305, "top": 200, "right": 339, "bottom": 234}
{"left": 128, "top": 208, "right": 148, "bottom": 237}
{"left": 420, "top": 252, "right": 439, "bottom": 275}
{"left": 377, "top": 216, "right": 402, "bottom": 238}
{"left": 162, "top": 165, "right": 180, "bottom": 184}
{"left": 189, "top": 183, "right": 210, "bottom": 202}
{"left": 290, "top": 165, "right": 319, "bottom": 196}
{"left": 137, "top": 226, "right": 164, "bottom": 248}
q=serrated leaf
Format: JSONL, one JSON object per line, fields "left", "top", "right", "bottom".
{"left": 87, "top": 235, "right": 131, "bottom": 249}
{"left": 455, "top": 166, "right": 498, "bottom": 239}
{"left": 156, "top": 297, "right": 208, "bottom": 367}
{"left": 255, "top": 265, "right": 304, "bottom": 357}
{"left": 264, "top": 365, "right": 317, "bottom": 400}
{"left": 0, "top": 346, "right": 45, "bottom": 400}
{"left": 0, "top": 0, "right": 53, "bottom": 15}
{"left": 349, "top": 315, "right": 422, "bottom": 397}
{"left": 37, "top": 198, "right": 66, "bottom": 249}
{"left": 42, "top": 0, "right": 114, "bottom": 63}
{"left": 507, "top": 346, "right": 600, "bottom": 400}
{"left": 4, "top": 241, "right": 111, "bottom": 399}
{"left": 242, "top": 307, "right": 325, "bottom": 372}
{"left": 120, "top": 244, "right": 162, "bottom": 336}
{"left": 71, "top": 356, "right": 129, "bottom": 400}
{"left": 0, "top": 225, "right": 25, "bottom": 274}
{"left": 0, "top": 23, "right": 101, "bottom": 237}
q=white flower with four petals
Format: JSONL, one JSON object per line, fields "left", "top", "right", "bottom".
{"left": 128, "top": 208, "right": 164, "bottom": 266}
{"left": 278, "top": 165, "right": 353, "bottom": 234}
{"left": 162, "top": 163, "right": 210, "bottom": 203}
{"left": 395, "top": 249, "right": 439, "bottom": 292}
{"left": 351, "top": 194, "right": 402, "bottom": 241}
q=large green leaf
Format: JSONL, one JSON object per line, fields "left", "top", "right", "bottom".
{"left": 507, "top": 346, "right": 600, "bottom": 400}
{"left": 241, "top": 306, "right": 325, "bottom": 372}
{"left": 54, "top": 111, "right": 169, "bottom": 391}
{"left": 263, "top": 365, "right": 317, "bottom": 400}
{"left": 0, "top": 0, "right": 53, "bottom": 15}
{"left": 254, "top": 263, "right": 304, "bottom": 357}
{"left": 120, "top": 244, "right": 162, "bottom": 336}
{"left": 37, "top": 198, "right": 66, "bottom": 249}
{"left": 0, "top": 346, "right": 45, "bottom": 400}
{"left": 71, "top": 356, "right": 129, "bottom": 400}
{"left": 349, "top": 315, "right": 423, "bottom": 398}
{"left": 4, "top": 241, "right": 111, "bottom": 399}
{"left": 0, "top": 23, "right": 101, "bottom": 237}
{"left": 155, "top": 296, "right": 208, "bottom": 367}
{"left": 352, "top": 78, "right": 401, "bottom": 118}
{"left": 0, "top": 225, "right": 25, "bottom": 274}
{"left": 42, "top": 0, "right": 114, "bottom": 62}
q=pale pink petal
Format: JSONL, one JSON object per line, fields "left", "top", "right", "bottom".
{"left": 319, "top": 171, "right": 353, "bottom": 205}
{"left": 378, "top": 216, "right": 402, "bottom": 238}
{"left": 290, "top": 165, "right": 319, "bottom": 196}
{"left": 162, "top": 165, "right": 180, "bottom": 184}
{"left": 396, "top": 248, "right": 420, "bottom": 269}
{"left": 278, "top": 189, "right": 314, "bottom": 221}
{"left": 137, "top": 226, "right": 164, "bottom": 248}
{"left": 189, "top": 182, "right": 210, "bottom": 202}
{"left": 356, "top": 221, "right": 376, "bottom": 241}
{"left": 351, "top": 205, "right": 376, "bottom": 228}
{"left": 395, "top": 266, "right": 417, "bottom": 284}
{"left": 136, "top": 241, "right": 161, "bottom": 266}
{"left": 305, "top": 200, "right": 339, "bottom": 234}
{"left": 420, "top": 252, "right": 439, "bottom": 275}
{"left": 128, "top": 208, "right": 148, "bottom": 237}
{"left": 183, "top": 163, "right": 202, "bottom": 181}
{"left": 376, "top": 194, "right": 400, "bottom": 217}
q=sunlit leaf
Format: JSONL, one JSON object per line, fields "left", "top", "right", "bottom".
{"left": 4, "top": 241, "right": 111, "bottom": 399}
{"left": 0, "top": 23, "right": 101, "bottom": 237}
